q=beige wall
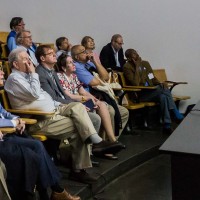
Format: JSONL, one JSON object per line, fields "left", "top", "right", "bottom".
{"left": 1, "top": 0, "right": 200, "bottom": 112}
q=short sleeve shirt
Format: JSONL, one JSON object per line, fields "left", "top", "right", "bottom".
{"left": 74, "top": 61, "right": 96, "bottom": 91}
{"left": 57, "top": 72, "right": 82, "bottom": 94}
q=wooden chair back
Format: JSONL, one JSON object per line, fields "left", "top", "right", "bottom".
{"left": 153, "top": 69, "right": 167, "bottom": 83}
{"left": 0, "top": 44, "right": 9, "bottom": 60}
{"left": 0, "top": 32, "right": 9, "bottom": 43}
{"left": 0, "top": 61, "right": 11, "bottom": 79}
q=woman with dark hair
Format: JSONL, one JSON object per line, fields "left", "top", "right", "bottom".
{"left": 56, "top": 54, "right": 125, "bottom": 159}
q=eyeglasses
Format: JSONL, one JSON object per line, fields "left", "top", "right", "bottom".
{"left": 44, "top": 51, "right": 56, "bottom": 56}
{"left": 115, "top": 41, "right": 124, "bottom": 45}
{"left": 20, "top": 35, "right": 32, "bottom": 39}
{"left": 76, "top": 50, "right": 87, "bottom": 55}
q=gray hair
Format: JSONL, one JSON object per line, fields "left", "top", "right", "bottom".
{"left": 16, "top": 29, "right": 31, "bottom": 45}
{"left": 8, "top": 48, "right": 26, "bottom": 68}
{"left": 111, "top": 34, "right": 122, "bottom": 42}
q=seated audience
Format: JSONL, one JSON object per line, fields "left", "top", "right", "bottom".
{"left": 0, "top": 159, "right": 11, "bottom": 200}
{"left": 7, "top": 17, "right": 36, "bottom": 52}
{"left": 16, "top": 30, "right": 38, "bottom": 66}
{"left": 81, "top": 36, "right": 101, "bottom": 63}
{"left": 56, "top": 54, "right": 125, "bottom": 158}
{"left": 0, "top": 68, "right": 80, "bottom": 200}
{"left": 71, "top": 45, "right": 129, "bottom": 137}
{"left": 123, "top": 49, "right": 184, "bottom": 134}
{"left": 56, "top": 37, "right": 72, "bottom": 58}
{"left": 100, "top": 34, "right": 126, "bottom": 72}
{"left": 5, "top": 48, "right": 121, "bottom": 184}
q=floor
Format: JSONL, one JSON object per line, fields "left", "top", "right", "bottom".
{"left": 36, "top": 126, "right": 173, "bottom": 200}
{"left": 57, "top": 126, "right": 172, "bottom": 200}
{"left": 91, "top": 155, "right": 172, "bottom": 200}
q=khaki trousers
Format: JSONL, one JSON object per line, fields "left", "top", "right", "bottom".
{"left": 0, "top": 160, "right": 11, "bottom": 200}
{"left": 108, "top": 105, "right": 129, "bottom": 138}
{"left": 29, "top": 102, "right": 100, "bottom": 169}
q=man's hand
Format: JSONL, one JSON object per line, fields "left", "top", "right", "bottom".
{"left": 24, "top": 60, "right": 35, "bottom": 73}
{"left": 87, "top": 52, "right": 96, "bottom": 63}
{"left": 67, "top": 43, "right": 73, "bottom": 51}
{"left": 15, "top": 119, "right": 26, "bottom": 134}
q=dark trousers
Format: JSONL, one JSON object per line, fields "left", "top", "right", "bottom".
{"left": 139, "top": 85, "right": 177, "bottom": 124}
{"left": 0, "top": 134, "right": 61, "bottom": 200}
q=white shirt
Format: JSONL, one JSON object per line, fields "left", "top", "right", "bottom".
{"left": 4, "top": 69, "right": 60, "bottom": 112}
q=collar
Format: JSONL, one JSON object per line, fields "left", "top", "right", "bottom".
{"left": 40, "top": 65, "right": 55, "bottom": 75}
{"left": 111, "top": 45, "right": 118, "bottom": 54}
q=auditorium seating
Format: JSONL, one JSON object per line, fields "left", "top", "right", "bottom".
{"left": 153, "top": 68, "right": 190, "bottom": 108}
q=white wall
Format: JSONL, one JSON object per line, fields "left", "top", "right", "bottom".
{"left": 1, "top": 0, "right": 200, "bottom": 112}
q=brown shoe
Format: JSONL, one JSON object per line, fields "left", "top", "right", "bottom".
{"left": 50, "top": 189, "right": 81, "bottom": 200}
{"left": 69, "top": 169, "right": 97, "bottom": 184}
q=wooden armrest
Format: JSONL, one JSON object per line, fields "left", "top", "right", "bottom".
{"left": 165, "top": 80, "right": 188, "bottom": 85}
{"left": 7, "top": 109, "right": 54, "bottom": 116}
{"left": 164, "top": 81, "right": 188, "bottom": 91}
{"left": 123, "top": 85, "right": 157, "bottom": 90}
{"left": 20, "top": 118, "right": 37, "bottom": 124}
{"left": 0, "top": 127, "right": 16, "bottom": 134}
{"left": 32, "top": 134, "right": 48, "bottom": 141}
{"left": 113, "top": 87, "right": 141, "bottom": 92}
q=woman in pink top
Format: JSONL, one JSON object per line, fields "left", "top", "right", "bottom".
{"left": 56, "top": 54, "right": 125, "bottom": 159}
{"left": 81, "top": 36, "right": 101, "bottom": 64}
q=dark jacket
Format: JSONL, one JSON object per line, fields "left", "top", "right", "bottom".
{"left": 100, "top": 43, "right": 126, "bottom": 72}
{"left": 36, "top": 64, "right": 74, "bottom": 104}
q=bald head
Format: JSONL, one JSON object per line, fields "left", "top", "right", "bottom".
{"left": 71, "top": 45, "right": 87, "bottom": 62}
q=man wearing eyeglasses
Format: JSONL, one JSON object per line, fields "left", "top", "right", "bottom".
{"left": 71, "top": 45, "right": 129, "bottom": 138}
{"left": 100, "top": 34, "right": 126, "bottom": 72}
{"left": 7, "top": 17, "right": 37, "bottom": 54}
{"left": 7, "top": 17, "right": 25, "bottom": 52}
{"left": 16, "top": 30, "right": 38, "bottom": 66}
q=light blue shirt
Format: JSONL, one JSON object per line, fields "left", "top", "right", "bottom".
{"left": 74, "top": 61, "right": 96, "bottom": 91}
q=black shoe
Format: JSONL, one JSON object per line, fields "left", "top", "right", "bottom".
{"left": 163, "top": 127, "right": 174, "bottom": 135}
{"left": 90, "top": 156, "right": 100, "bottom": 167}
{"left": 69, "top": 170, "right": 97, "bottom": 184}
{"left": 115, "top": 141, "right": 126, "bottom": 149}
{"left": 92, "top": 140, "right": 123, "bottom": 156}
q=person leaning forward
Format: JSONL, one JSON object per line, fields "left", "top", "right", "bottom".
{"left": 4, "top": 48, "right": 122, "bottom": 184}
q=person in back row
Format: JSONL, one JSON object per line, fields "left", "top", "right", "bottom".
{"left": 100, "top": 34, "right": 126, "bottom": 72}
{"left": 56, "top": 37, "right": 72, "bottom": 58}
{"left": 5, "top": 47, "right": 122, "bottom": 184}
{"left": 81, "top": 36, "right": 101, "bottom": 64}
{"left": 7, "top": 17, "right": 36, "bottom": 53}
{"left": 123, "top": 49, "right": 184, "bottom": 134}
{"left": 16, "top": 29, "right": 38, "bottom": 66}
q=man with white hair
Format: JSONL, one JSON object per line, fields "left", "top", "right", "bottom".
{"left": 16, "top": 30, "right": 38, "bottom": 66}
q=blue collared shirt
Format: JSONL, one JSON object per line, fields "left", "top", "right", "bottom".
{"left": 74, "top": 61, "right": 96, "bottom": 91}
